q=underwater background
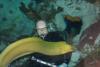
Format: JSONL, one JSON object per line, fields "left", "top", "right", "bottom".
{"left": 0, "top": 0, "right": 100, "bottom": 67}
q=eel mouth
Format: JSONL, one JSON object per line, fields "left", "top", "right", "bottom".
{"left": 0, "top": 37, "right": 73, "bottom": 67}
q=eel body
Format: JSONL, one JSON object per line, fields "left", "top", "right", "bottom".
{"left": 0, "top": 37, "right": 73, "bottom": 67}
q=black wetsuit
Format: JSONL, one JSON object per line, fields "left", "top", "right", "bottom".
{"left": 43, "top": 32, "right": 64, "bottom": 42}
{"left": 24, "top": 52, "right": 71, "bottom": 67}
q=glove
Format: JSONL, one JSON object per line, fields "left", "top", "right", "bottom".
{"left": 68, "top": 51, "right": 81, "bottom": 67}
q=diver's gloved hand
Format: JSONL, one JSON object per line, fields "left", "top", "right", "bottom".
{"left": 19, "top": 2, "right": 40, "bottom": 20}
{"left": 68, "top": 51, "right": 81, "bottom": 67}
{"left": 58, "top": 63, "right": 68, "bottom": 67}
{"left": 19, "top": 2, "right": 30, "bottom": 14}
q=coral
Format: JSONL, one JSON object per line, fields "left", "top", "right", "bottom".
{"left": 78, "top": 21, "right": 100, "bottom": 51}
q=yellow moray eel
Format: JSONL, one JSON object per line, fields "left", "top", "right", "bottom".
{"left": 0, "top": 37, "right": 73, "bottom": 67}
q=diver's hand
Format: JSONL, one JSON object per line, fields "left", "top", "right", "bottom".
{"left": 19, "top": 2, "right": 39, "bottom": 20}
{"left": 19, "top": 2, "right": 29, "bottom": 13}
{"left": 58, "top": 63, "right": 68, "bottom": 67}
{"left": 68, "top": 51, "right": 81, "bottom": 67}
